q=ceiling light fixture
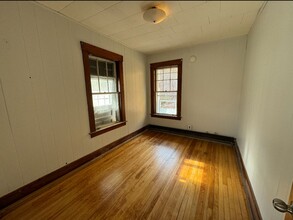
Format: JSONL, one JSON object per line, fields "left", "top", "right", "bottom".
{"left": 143, "top": 7, "right": 167, "bottom": 24}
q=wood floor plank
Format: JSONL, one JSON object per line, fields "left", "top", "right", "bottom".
{"left": 0, "top": 131, "right": 251, "bottom": 220}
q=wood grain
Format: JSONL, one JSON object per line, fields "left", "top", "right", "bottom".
{"left": 234, "top": 142, "right": 262, "bottom": 220}
{"left": 285, "top": 182, "right": 293, "bottom": 220}
{"left": 0, "top": 126, "right": 148, "bottom": 209}
{"left": 0, "top": 2, "right": 147, "bottom": 202}
{"left": 0, "top": 131, "right": 251, "bottom": 219}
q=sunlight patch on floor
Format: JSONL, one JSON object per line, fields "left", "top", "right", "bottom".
{"left": 178, "top": 159, "right": 205, "bottom": 184}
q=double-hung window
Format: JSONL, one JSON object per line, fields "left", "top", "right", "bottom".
{"left": 81, "top": 42, "right": 126, "bottom": 137}
{"left": 150, "top": 59, "right": 182, "bottom": 120}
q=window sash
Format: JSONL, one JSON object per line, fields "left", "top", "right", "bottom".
{"left": 89, "top": 56, "right": 120, "bottom": 130}
{"left": 81, "top": 41, "right": 126, "bottom": 138}
{"left": 155, "top": 91, "right": 178, "bottom": 115}
{"left": 155, "top": 66, "right": 178, "bottom": 93}
{"left": 89, "top": 56, "right": 117, "bottom": 94}
{"left": 155, "top": 66, "right": 179, "bottom": 115}
{"left": 150, "top": 59, "right": 182, "bottom": 120}
{"left": 92, "top": 93, "right": 120, "bottom": 129}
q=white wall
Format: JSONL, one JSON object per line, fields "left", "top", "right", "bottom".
{"left": 237, "top": 2, "right": 293, "bottom": 220}
{"left": 147, "top": 36, "right": 246, "bottom": 137}
{"left": 0, "top": 2, "right": 147, "bottom": 197}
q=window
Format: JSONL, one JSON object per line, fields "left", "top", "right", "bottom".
{"left": 150, "top": 59, "right": 182, "bottom": 120}
{"left": 81, "top": 42, "right": 126, "bottom": 138}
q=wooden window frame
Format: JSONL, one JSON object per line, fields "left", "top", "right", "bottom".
{"left": 150, "top": 59, "right": 182, "bottom": 120}
{"left": 80, "top": 41, "right": 126, "bottom": 138}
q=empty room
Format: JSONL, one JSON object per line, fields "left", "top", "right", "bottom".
{"left": 0, "top": 1, "right": 292, "bottom": 220}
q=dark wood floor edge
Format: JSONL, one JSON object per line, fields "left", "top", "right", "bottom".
{"left": 150, "top": 124, "right": 262, "bottom": 219}
{"left": 0, "top": 125, "right": 149, "bottom": 210}
{"left": 234, "top": 142, "right": 263, "bottom": 220}
{"left": 148, "top": 124, "right": 236, "bottom": 145}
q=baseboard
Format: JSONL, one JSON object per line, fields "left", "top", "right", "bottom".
{"left": 234, "top": 142, "right": 262, "bottom": 220}
{"left": 0, "top": 125, "right": 148, "bottom": 210}
{"left": 148, "top": 124, "right": 236, "bottom": 145}
{"left": 0, "top": 124, "right": 262, "bottom": 220}
{"left": 149, "top": 124, "right": 262, "bottom": 219}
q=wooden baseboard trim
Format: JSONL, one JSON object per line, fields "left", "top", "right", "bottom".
{"left": 149, "top": 124, "right": 262, "bottom": 219}
{"left": 0, "top": 125, "right": 148, "bottom": 210}
{"left": 148, "top": 124, "right": 236, "bottom": 145}
{"left": 0, "top": 123, "right": 262, "bottom": 220}
{"left": 234, "top": 142, "right": 262, "bottom": 220}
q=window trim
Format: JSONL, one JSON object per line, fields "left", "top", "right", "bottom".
{"left": 80, "top": 41, "right": 126, "bottom": 138}
{"left": 150, "top": 59, "right": 182, "bottom": 120}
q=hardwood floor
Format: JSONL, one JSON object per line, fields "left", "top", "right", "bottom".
{"left": 0, "top": 131, "right": 250, "bottom": 220}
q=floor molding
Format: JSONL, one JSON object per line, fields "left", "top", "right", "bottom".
{"left": 0, "top": 124, "right": 262, "bottom": 220}
{"left": 0, "top": 125, "right": 148, "bottom": 210}
{"left": 149, "top": 124, "right": 262, "bottom": 220}
{"left": 234, "top": 142, "right": 263, "bottom": 220}
{"left": 148, "top": 124, "right": 236, "bottom": 145}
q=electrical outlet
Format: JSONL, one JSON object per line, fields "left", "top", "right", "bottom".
{"left": 187, "top": 125, "right": 192, "bottom": 130}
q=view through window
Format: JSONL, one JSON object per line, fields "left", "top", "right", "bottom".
{"left": 150, "top": 59, "right": 182, "bottom": 120}
{"left": 89, "top": 56, "right": 120, "bottom": 129}
{"left": 155, "top": 66, "right": 178, "bottom": 115}
{"left": 81, "top": 41, "right": 126, "bottom": 137}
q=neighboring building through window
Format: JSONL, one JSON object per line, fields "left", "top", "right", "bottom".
{"left": 150, "top": 59, "right": 182, "bottom": 120}
{"left": 81, "top": 42, "right": 126, "bottom": 138}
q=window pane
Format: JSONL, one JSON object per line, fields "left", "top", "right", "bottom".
{"left": 157, "top": 69, "right": 163, "bottom": 74}
{"left": 171, "top": 66, "right": 178, "bottom": 79}
{"left": 150, "top": 59, "right": 182, "bottom": 119}
{"left": 82, "top": 42, "right": 126, "bottom": 135}
{"left": 92, "top": 93, "right": 120, "bottom": 129}
{"left": 164, "top": 73, "right": 171, "bottom": 80}
{"left": 99, "top": 77, "right": 108, "bottom": 93}
{"left": 98, "top": 61, "right": 107, "bottom": 76}
{"left": 156, "top": 72, "right": 163, "bottom": 80}
{"left": 89, "top": 59, "right": 97, "bottom": 76}
{"left": 171, "top": 67, "right": 177, "bottom": 73}
{"left": 156, "top": 81, "right": 164, "bottom": 91}
{"left": 171, "top": 72, "right": 178, "bottom": 79}
{"left": 107, "top": 62, "right": 115, "bottom": 77}
{"left": 90, "top": 76, "right": 100, "bottom": 93}
{"left": 171, "top": 80, "right": 178, "bottom": 91}
{"left": 108, "top": 78, "right": 117, "bottom": 92}
{"left": 163, "top": 80, "right": 170, "bottom": 91}
{"left": 156, "top": 92, "right": 177, "bottom": 115}
{"left": 163, "top": 68, "right": 171, "bottom": 74}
